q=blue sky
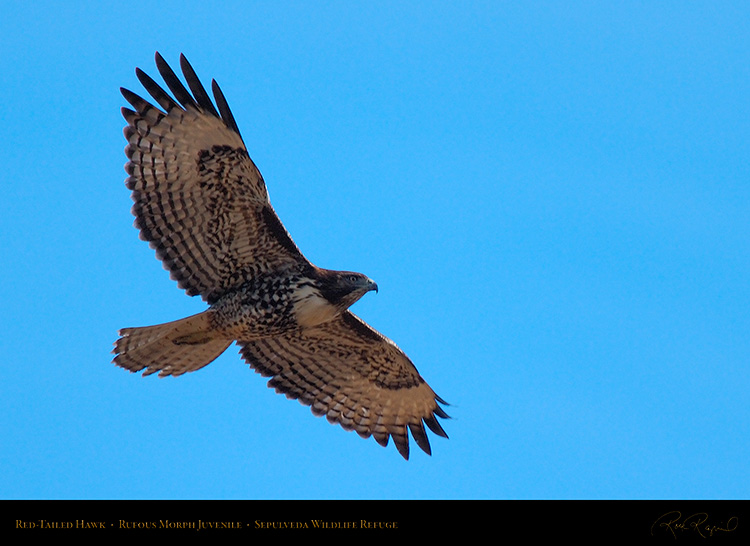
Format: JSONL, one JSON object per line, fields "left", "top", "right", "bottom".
{"left": 1, "top": 2, "right": 748, "bottom": 500}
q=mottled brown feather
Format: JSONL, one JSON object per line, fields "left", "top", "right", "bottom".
{"left": 239, "top": 311, "right": 449, "bottom": 460}
{"left": 121, "top": 55, "right": 306, "bottom": 304}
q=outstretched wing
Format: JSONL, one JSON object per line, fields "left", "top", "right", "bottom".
{"left": 238, "top": 311, "right": 449, "bottom": 459}
{"left": 121, "top": 52, "right": 307, "bottom": 304}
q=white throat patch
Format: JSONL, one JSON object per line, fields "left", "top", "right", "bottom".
{"left": 292, "top": 285, "right": 340, "bottom": 328}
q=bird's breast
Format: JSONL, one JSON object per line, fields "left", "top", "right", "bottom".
{"left": 292, "top": 285, "right": 340, "bottom": 328}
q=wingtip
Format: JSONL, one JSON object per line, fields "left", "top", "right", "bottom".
{"left": 396, "top": 442, "right": 410, "bottom": 461}
{"left": 424, "top": 413, "right": 449, "bottom": 440}
{"left": 154, "top": 51, "right": 167, "bottom": 70}
{"left": 409, "top": 422, "right": 433, "bottom": 456}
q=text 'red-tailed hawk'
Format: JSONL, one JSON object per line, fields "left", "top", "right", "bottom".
{"left": 113, "top": 53, "right": 449, "bottom": 459}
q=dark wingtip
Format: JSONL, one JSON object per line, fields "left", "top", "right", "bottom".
{"left": 211, "top": 79, "right": 243, "bottom": 139}
{"left": 424, "top": 413, "right": 449, "bottom": 439}
{"left": 179, "top": 53, "right": 220, "bottom": 118}
{"left": 409, "top": 422, "right": 432, "bottom": 456}
{"left": 435, "top": 393, "right": 451, "bottom": 407}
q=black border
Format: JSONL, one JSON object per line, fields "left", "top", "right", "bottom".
{"left": 4, "top": 500, "right": 749, "bottom": 540}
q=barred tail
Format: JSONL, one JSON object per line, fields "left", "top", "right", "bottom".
{"left": 113, "top": 310, "right": 232, "bottom": 377}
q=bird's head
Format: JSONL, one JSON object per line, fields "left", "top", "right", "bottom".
{"left": 318, "top": 269, "right": 378, "bottom": 311}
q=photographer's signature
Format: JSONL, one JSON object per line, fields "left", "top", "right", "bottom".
{"left": 651, "top": 511, "right": 738, "bottom": 539}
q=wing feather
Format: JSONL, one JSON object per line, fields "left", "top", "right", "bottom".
{"left": 211, "top": 79, "right": 242, "bottom": 137}
{"left": 238, "top": 311, "right": 449, "bottom": 459}
{"left": 179, "top": 53, "right": 221, "bottom": 119}
{"left": 153, "top": 52, "right": 200, "bottom": 111}
{"left": 135, "top": 68, "right": 181, "bottom": 113}
{"left": 121, "top": 52, "right": 307, "bottom": 303}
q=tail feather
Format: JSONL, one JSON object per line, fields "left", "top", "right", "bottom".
{"left": 113, "top": 311, "right": 232, "bottom": 377}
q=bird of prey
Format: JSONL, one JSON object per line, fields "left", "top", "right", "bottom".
{"left": 112, "top": 53, "right": 449, "bottom": 460}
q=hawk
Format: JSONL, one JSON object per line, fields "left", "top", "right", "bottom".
{"left": 113, "top": 53, "right": 449, "bottom": 460}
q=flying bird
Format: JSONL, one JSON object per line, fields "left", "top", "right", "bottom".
{"left": 113, "top": 53, "right": 449, "bottom": 459}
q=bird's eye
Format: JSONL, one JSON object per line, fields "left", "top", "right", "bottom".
{"left": 349, "top": 275, "right": 359, "bottom": 282}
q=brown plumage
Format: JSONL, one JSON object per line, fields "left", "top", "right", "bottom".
{"left": 113, "top": 53, "right": 449, "bottom": 459}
